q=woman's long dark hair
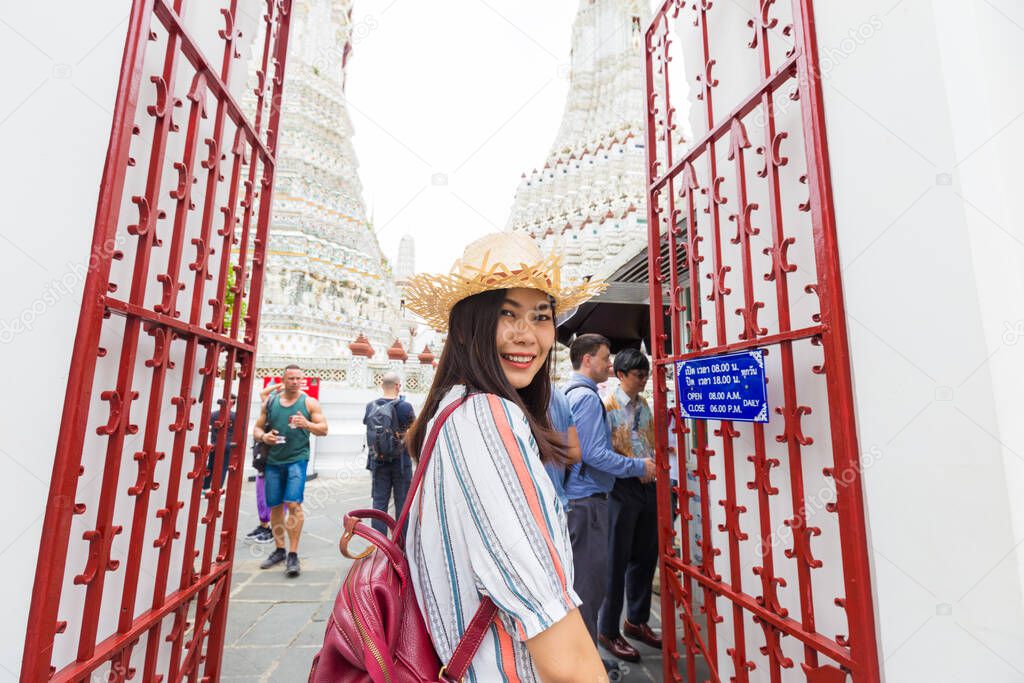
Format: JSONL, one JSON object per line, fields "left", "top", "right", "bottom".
{"left": 406, "top": 288, "right": 570, "bottom": 466}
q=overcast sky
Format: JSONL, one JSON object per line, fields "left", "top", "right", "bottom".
{"left": 345, "top": 1, "right": 580, "bottom": 275}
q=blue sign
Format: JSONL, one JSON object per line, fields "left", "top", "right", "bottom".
{"left": 675, "top": 349, "right": 769, "bottom": 423}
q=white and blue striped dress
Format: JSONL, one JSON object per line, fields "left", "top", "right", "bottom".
{"left": 407, "top": 386, "right": 581, "bottom": 682}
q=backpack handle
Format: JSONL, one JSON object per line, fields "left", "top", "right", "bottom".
{"left": 339, "top": 514, "right": 409, "bottom": 587}
{"left": 346, "top": 508, "right": 397, "bottom": 532}
{"left": 339, "top": 509, "right": 398, "bottom": 564}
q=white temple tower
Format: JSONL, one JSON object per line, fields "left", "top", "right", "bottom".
{"left": 395, "top": 234, "right": 415, "bottom": 283}
{"left": 506, "top": 0, "right": 665, "bottom": 284}
{"left": 394, "top": 234, "right": 422, "bottom": 351}
{"left": 253, "top": 0, "right": 399, "bottom": 368}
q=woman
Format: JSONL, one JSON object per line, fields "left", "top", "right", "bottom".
{"left": 402, "top": 232, "right": 608, "bottom": 682}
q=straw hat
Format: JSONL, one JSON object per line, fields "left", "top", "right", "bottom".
{"left": 402, "top": 232, "right": 607, "bottom": 332}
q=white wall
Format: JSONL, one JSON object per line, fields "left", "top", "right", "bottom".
{"left": 0, "top": 1, "right": 261, "bottom": 677}
{"left": 1, "top": 4, "right": 128, "bottom": 676}
{"left": 816, "top": 1, "right": 1024, "bottom": 680}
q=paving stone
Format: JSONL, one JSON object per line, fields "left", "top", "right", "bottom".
{"left": 236, "top": 602, "right": 320, "bottom": 646}
{"left": 290, "top": 619, "right": 330, "bottom": 647}
{"left": 250, "top": 568, "right": 336, "bottom": 584}
{"left": 221, "top": 644, "right": 285, "bottom": 678}
{"left": 224, "top": 600, "right": 272, "bottom": 646}
{"left": 303, "top": 511, "right": 351, "bottom": 535}
{"left": 238, "top": 544, "right": 282, "bottom": 567}
{"left": 267, "top": 645, "right": 320, "bottom": 682}
{"left": 235, "top": 580, "right": 335, "bottom": 602}
{"left": 231, "top": 571, "right": 255, "bottom": 585}
{"left": 312, "top": 600, "right": 333, "bottom": 622}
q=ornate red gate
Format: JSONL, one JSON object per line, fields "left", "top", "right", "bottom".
{"left": 21, "top": 1, "right": 292, "bottom": 680}
{"left": 643, "top": 2, "right": 880, "bottom": 681}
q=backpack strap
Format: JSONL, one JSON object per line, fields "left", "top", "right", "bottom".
{"left": 253, "top": 394, "right": 276, "bottom": 445}
{"left": 391, "top": 393, "right": 498, "bottom": 681}
{"left": 563, "top": 382, "right": 607, "bottom": 484}
{"left": 266, "top": 393, "right": 278, "bottom": 428}
{"left": 393, "top": 396, "right": 468, "bottom": 546}
{"left": 443, "top": 597, "right": 499, "bottom": 681}
{"left": 386, "top": 398, "right": 401, "bottom": 430}
{"left": 564, "top": 381, "right": 605, "bottom": 412}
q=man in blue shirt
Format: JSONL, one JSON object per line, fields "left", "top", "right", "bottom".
{"left": 564, "top": 334, "right": 655, "bottom": 660}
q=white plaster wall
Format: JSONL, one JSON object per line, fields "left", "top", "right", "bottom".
{"left": 816, "top": 1, "right": 1024, "bottom": 680}
{"left": 0, "top": 2, "right": 261, "bottom": 677}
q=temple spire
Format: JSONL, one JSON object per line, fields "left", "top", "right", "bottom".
{"left": 506, "top": 0, "right": 658, "bottom": 285}
{"left": 252, "top": 0, "right": 400, "bottom": 367}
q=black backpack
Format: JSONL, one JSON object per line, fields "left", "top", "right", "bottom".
{"left": 365, "top": 398, "right": 404, "bottom": 462}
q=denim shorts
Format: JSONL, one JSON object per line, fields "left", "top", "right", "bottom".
{"left": 263, "top": 459, "right": 308, "bottom": 507}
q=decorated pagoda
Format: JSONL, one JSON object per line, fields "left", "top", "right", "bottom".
{"left": 506, "top": 0, "right": 684, "bottom": 284}
{"left": 251, "top": 0, "right": 399, "bottom": 371}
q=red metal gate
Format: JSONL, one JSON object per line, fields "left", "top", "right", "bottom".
{"left": 21, "top": 1, "right": 292, "bottom": 680}
{"left": 643, "top": 2, "right": 880, "bottom": 681}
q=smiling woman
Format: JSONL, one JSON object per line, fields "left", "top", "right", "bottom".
{"left": 496, "top": 289, "right": 555, "bottom": 385}
{"left": 394, "top": 232, "right": 611, "bottom": 681}
{"left": 408, "top": 286, "right": 567, "bottom": 465}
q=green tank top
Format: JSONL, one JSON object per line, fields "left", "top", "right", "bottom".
{"left": 266, "top": 393, "right": 312, "bottom": 465}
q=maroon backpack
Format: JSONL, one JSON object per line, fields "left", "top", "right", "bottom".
{"left": 309, "top": 396, "right": 497, "bottom": 682}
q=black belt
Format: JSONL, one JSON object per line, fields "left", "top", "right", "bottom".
{"left": 582, "top": 492, "right": 608, "bottom": 501}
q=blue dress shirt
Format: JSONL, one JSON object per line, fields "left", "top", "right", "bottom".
{"left": 544, "top": 387, "right": 574, "bottom": 508}
{"left": 563, "top": 373, "right": 647, "bottom": 500}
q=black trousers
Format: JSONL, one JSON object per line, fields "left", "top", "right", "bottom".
{"left": 202, "top": 447, "right": 231, "bottom": 490}
{"left": 370, "top": 460, "right": 411, "bottom": 534}
{"left": 598, "top": 477, "right": 659, "bottom": 638}
{"left": 567, "top": 495, "right": 609, "bottom": 642}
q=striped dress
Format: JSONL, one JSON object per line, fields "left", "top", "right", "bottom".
{"left": 407, "top": 386, "right": 581, "bottom": 681}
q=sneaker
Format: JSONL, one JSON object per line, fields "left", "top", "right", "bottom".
{"left": 254, "top": 526, "right": 275, "bottom": 544}
{"left": 244, "top": 525, "right": 265, "bottom": 540}
{"left": 285, "top": 552, "right": 301, "bottom": 578}
{"left": 260, "top": 547, "right": 286, "bottom": 569}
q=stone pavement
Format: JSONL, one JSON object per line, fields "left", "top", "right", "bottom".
{"left": 222, "top": 464, "right": 707, "bottom": 681}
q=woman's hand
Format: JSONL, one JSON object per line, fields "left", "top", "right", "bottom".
{"left": 566, "top": 426, "right": 582, "bottom": 465}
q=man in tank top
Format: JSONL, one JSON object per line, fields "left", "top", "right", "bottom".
{"left": 252, "top": 364, "right": 328, "bottom": 577}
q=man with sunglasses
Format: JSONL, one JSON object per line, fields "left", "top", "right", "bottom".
{"left": 597, "top": 348, "right": 663, "bottom": 661}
